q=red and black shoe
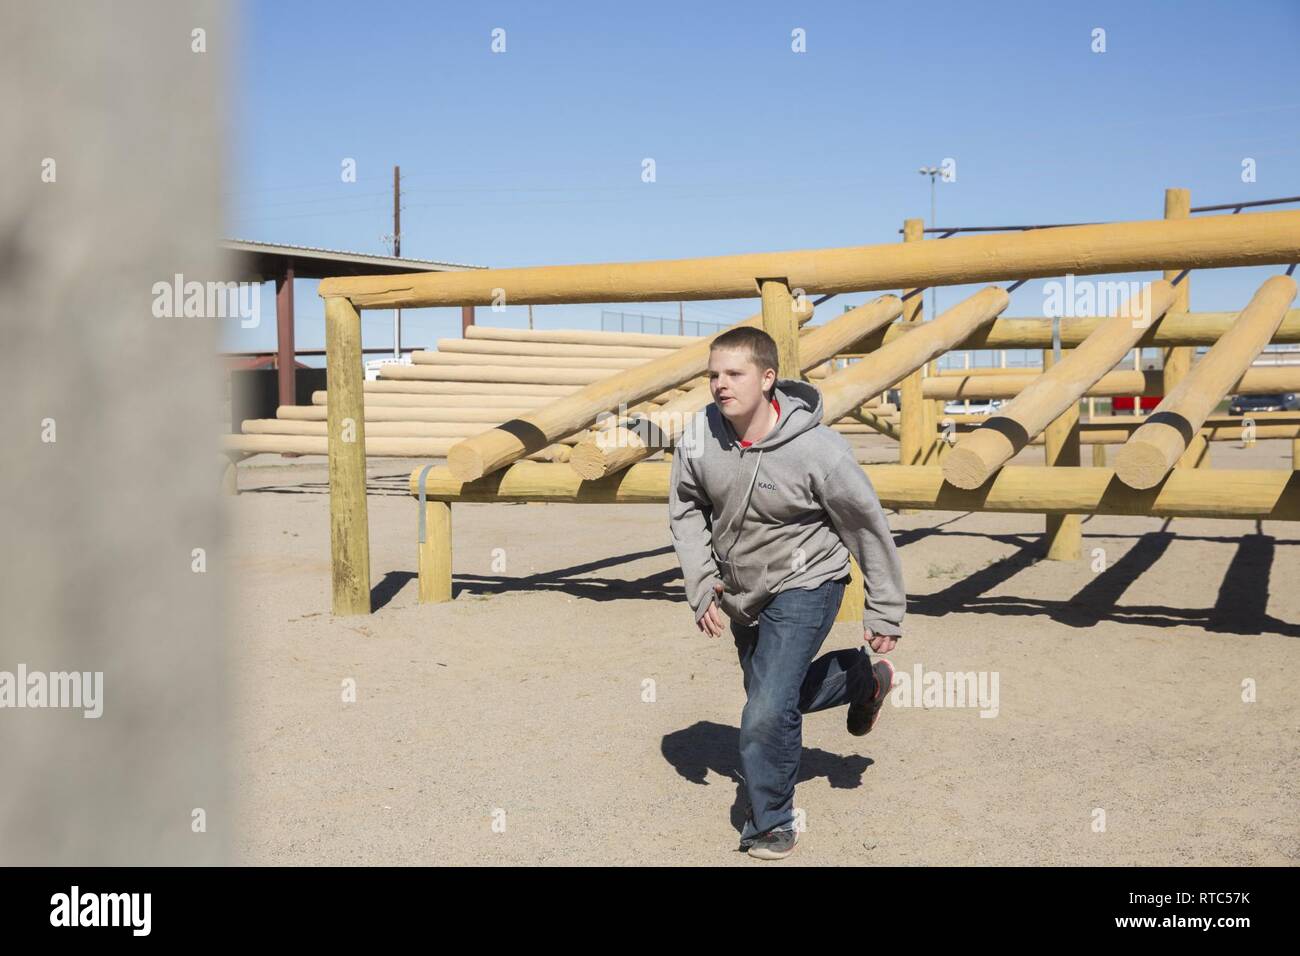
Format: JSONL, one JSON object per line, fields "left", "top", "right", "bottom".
{"left": 847, "top": 659, "right": 895, "bottom": 737}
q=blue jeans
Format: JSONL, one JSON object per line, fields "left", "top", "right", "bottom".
{"left": 731, "top": 573, "right": 873, "bottom": 846}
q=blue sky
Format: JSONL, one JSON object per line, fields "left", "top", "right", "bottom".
{"left": 226, "top": 0, "right": 1300, "bottom": 365}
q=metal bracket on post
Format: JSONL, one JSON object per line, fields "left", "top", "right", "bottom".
{"left": 417, "top": 462, "right": 437, "bottom": 543}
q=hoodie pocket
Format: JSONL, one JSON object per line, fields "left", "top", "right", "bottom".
{"left": 716, "top": 557, "right": 779, "bottom": 624}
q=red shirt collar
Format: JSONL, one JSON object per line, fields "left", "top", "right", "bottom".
{"left": 737, "top": 395, "right": 779, "bottom": 448}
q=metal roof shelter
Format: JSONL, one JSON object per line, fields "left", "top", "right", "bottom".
{"left": 221, "top": 239, "right": 486, "bottom": 407}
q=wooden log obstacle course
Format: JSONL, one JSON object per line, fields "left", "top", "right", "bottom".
{"left": 255, "top": 195, "right": 1300, "bottom": 615}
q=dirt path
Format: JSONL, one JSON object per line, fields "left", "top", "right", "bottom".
{"left": 227, "top": 438, "right": 1300, "bottom": 865}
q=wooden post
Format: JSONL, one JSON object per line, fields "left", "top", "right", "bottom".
{"left": 759, "top": 278, "right": 800, "bottom": 378}
{"left": 1163, "top": 188, "right": 1208, "bottom": 470}
{"left": 1042, "top": 345, "right": 1081, "bottom": 560}
{"left": 418, "top": 500, "right": 453, "bottom": 603}
{"left": 325, "top": 295, "right": 372, "bottom": 615}
{"left": 898, "top": 219, "right": 926, "bottom": 518}
{"left": 834, "top": 556, "right": 866, "bottom": 624}
{"left": 926, "top": 353, "right": 943, "bottom": 463}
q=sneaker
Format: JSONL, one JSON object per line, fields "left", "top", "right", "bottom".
{"left": 747, "top": 827, "right": 798, "bottom": 860}
{"left": 847, "top": 658, "right": 895, "bottom": 737}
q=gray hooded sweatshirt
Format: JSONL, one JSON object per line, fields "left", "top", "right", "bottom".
{"left": 668, "top": 378, "right": 906, "bottom": 635}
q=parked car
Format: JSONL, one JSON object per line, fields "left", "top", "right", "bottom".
{"left": 944, "top": 398, "right": 1003, "bottom": 416}
{"left": 1228, "top": 392, "right": 1300, "bottom": 414}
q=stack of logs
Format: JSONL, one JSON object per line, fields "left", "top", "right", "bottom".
{"left": 224, "top": 322, "right": 897, "bottom": 461}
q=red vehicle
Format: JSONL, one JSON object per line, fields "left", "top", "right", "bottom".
{"left": 1110, "top": 395, "right": 1162, "bottom": 412}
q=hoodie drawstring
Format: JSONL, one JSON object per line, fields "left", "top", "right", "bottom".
{"left": 713, "top": 447, "right": 764, "bottom": 572}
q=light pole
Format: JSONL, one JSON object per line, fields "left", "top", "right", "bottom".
{"left": 918, "top": 166, "right": 940, "bottom": 324}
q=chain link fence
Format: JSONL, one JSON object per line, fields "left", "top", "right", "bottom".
{"left": 601, "top": 310, "right": 726, "bottom": 337}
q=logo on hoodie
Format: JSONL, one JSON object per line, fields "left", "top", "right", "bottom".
{"left": 756, "top": 480, "right": 777, "bottom": 491}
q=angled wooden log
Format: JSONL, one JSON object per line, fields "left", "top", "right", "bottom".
{"left": 818, "top": 287, "right": 1012, "bottom": 425}
{"left": 320, "top": 210, "right": 1300, "bottom": 308}
{"left": 1114, "top": 275, "right": 1298, "bottom": 489}
{"left": 567, "top": 295, "right": 903, "bottom": 479}
{"left": 444, "top": 302, "right": 814, "bottom": 481}
{"left": 845, "top": 405, "right": 901, "bottom": 441}
{"left": 942, "top": 280, "right": 1178, "bottom": 489}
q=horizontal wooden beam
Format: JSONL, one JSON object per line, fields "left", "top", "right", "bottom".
{"left": 894, "top": 307, "right": 1300, "bottom": 349}
{"left": 408, "top": 461, "right": 1300, "bottom": 519}
{"left": 924, "top": 365, "right": 1300, "bottom": 400}
{"left": 319, "top": 210, "right": 1300, "bottom": 309}
{"left": 223, "top": 433, "right": 575, "bottom": 459}
{"left": 982, "top": 310, "right": 1300, "bottom": 346}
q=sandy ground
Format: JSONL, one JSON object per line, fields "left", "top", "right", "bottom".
{"left": 227, "top": 434, "right": 1300, "bottom": 865}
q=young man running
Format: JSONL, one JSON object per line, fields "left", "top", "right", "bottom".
{"left": 668, "top": 326, "right": 907, "bottom": 861}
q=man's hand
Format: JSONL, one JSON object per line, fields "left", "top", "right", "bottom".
{"left": 865, "top": 627, "right": 898, "bottom": 654}
{"left": 696, "top": 582, "right": 726, "bottom": 638}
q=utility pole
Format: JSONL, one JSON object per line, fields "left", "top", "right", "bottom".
{"left": 918, "top": 166, "right": 940, "bottom": 324}
{"left": 392, "top": 164, "right": 401, "bottom": 359}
